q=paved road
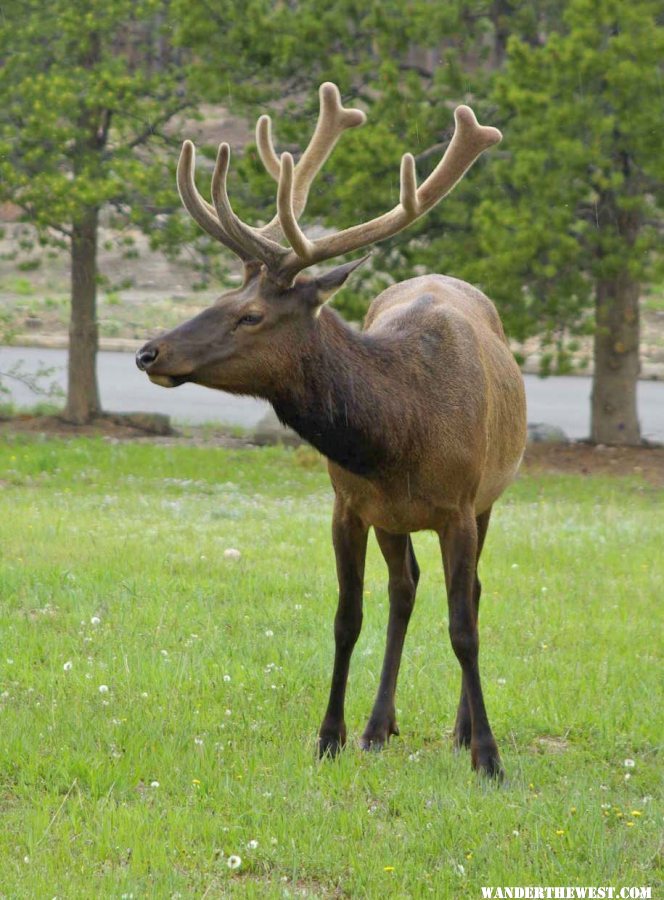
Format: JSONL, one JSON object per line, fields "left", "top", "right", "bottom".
{"left": 2, "top": 345, "right": 663, "bottom": 441}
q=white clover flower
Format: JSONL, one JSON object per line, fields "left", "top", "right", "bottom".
{"left": 98, "top": 684, "right": 109, "bottom": 694}
{"left": 223, "top": 674, "right": 231, "bottom": 682}
{"left": 223, "top": 548, "right": 241, "bottom": 561}
{"left": 265, "top": 629, "right": 274, "bottom": 638}
{"left": 227, "top": 855, "right": 242, "bottom": 870}
{"left": 247, "top": 839, "right": 258, "bottom": 850}
{"left": 624, "top": 758, "right": 635, "bottom": 768}
{"left": 90, "top": 616, "right": 101, "bottom": 626}
{"left": 150, "top": 781, "right": 160, "bottom": 788}
{"left": 63, "top": 661, "right": 73, "bottom": 672}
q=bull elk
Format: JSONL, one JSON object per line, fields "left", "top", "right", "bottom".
{"left": 136, "top": 83, "right": 526, "bottom": 778}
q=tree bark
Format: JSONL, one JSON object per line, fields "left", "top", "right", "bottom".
{"left": 64, "top": 206, "right": 101, "bottom": 424}
{"left": 591, "top": 271, "right": 641, "bottom": 445}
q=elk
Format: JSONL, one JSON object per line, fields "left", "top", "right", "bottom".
{"left": 136, "top": 83, "right": 527, "bottom": 778}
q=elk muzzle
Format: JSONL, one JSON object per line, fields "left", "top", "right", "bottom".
{"left": 136, "top": 341, "right": 190, "bottom": 388}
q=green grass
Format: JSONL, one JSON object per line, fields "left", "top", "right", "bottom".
{"left": 7, "top": 276, "right": 35, "bottom": 296}
{"left": 0, "top": 436, "right": 661, "bottom": 897}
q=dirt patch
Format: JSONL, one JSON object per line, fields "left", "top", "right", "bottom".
{"left": 530, "top": 735, "right": 570, "bottom": 755}
{"left": 523, "top": 442, "right": 664, "bottom": 486}
{"left": 0, "top": 413, "right": 169, "bottom": 441}
{"left": 0, "top": 412, "right": 251, "bottom": 448}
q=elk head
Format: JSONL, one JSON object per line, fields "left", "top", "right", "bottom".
{"left": 136, "top": 83, "right": 501, "bottom": 394}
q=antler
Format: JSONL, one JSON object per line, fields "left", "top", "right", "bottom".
{"left": 177, "top": 84, "right": 501, "bottom": 283}
{"left": 176, "top": 82, "right": 365, "bottom": 272}
{"left": 275, "top": 105, "right": 502, "bottom": 280}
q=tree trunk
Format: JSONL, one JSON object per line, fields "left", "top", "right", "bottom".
{"left": 490, "top": 0, "right": 515, "bottom": 67}
{"left": 64, "top": 206, "right": 100, "bottom": 424}
{"left": 590, "top": 271, "right": 641, "bottom": 445}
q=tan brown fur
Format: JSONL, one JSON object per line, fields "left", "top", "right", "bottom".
{"left": 340, "top": 274, "right": 526, "bottom": 530}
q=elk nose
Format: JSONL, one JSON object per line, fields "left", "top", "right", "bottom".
{"left": 136, "top": 344, "right": 159, "bottom": 371}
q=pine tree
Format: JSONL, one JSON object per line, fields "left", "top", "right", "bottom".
{"left": 470, "top": 0, "right": 664, "bottom": 444}
{"left": 0, "top": 0, "right": 193, "bottom": 423}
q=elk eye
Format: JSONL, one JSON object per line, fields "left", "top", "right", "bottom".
{"left": 237, "top": 312, "right": 263, "bottom": 327}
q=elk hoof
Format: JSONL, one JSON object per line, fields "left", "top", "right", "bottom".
{"left": 471, "top": 743, "right": 505, "bottom": 781}
{"left": 360, "top": 717, "right": 399, "bottom": 751}
{"left": 453, "top": 722, "right": 472, "bottom": 750}
{"left": 317, "top": 727, "right": 346, "bottom": 760}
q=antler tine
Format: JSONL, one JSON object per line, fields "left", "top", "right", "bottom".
{"left": 258, "top": 82, "right": 366, "bottom": 240}
{"left": 276, "top": 104, "right": 502, "bottom": 278}
{"left": 292, "top": 82, "right": 366, "bottom": 217}
{"left": 211, "top": 143, "right": 289, "bottom": 271}
{"left": 277, "top": 152, "right": 315, "bottom": 260}
{"left": 399, "top": 153, "right": 418, "bottom": 216}
{"left": 177, "top": 140, "right": 252, "bottom": 261}
{"left": 416, "top": 106, "right": 501, "bottom": 213}
{"left": 256, "top": 115, "right": 281, "bottom": 181}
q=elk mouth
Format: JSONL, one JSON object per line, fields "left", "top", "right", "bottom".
{"left": 147, "top": 373, "right": 189, "bottom": 388}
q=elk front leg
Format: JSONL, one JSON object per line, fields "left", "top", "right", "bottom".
{"left": 318, "top": 498, "right": 368, "bottom": 758}
{"left": 453, "top": 506, "right": 492, "bottom": 750}
{"left": 440, "top": 510, "right": 503, "bottom": 779}
{"left": 361, "top": 531, "right": 419, "bottom": 750}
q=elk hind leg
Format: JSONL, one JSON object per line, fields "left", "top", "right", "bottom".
{"left": 454, "top": 506, "right": 492, "bottom": 750}
{"left": 440, "top": 508, "right": 503, "bottom": 778}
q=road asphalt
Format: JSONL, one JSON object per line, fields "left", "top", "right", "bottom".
{"left": 2, "top": 345, "right": 663, "bottom": 442}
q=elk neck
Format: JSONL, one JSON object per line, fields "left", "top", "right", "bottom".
{"left": 268, "top": 306, "right": 418, "bottom": 478}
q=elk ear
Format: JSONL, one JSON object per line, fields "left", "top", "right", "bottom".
{"left": 311, "top": 254, "right": 370, "bottom": 306}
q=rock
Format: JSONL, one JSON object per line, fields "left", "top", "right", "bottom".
{"left": 113, "top": 412, "right": 174, "bottom": 435}
{"left": 252, "top": 408, "right": 303, "bottom": 447}
{"left": 527, "top": 422, "right": 569, "bottom": 444}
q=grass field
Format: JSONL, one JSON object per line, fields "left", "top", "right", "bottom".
{"left": 0, "top": 435, "right": 661, "bottom": 898}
